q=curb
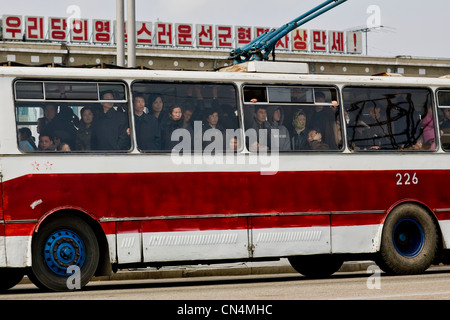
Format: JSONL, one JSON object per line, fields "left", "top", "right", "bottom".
{"left": 91, "top": 260, "right": 376, "bottom": 282}
{"left": 19, "top": 260, "right": 376, "bottom": 285}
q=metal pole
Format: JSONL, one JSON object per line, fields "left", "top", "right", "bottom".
{"left": 116, "top": 0, "right": 125, "bottom": 66}
{"left": 127, "top": 0, "right": 136, "bottom": 68}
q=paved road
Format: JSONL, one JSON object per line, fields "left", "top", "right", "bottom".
{"left": 3, "top": 266, "right": 450, "bottom": 300}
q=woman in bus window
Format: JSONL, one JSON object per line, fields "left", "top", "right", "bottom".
{"left": 161, "top": 105, "right": 190, "bottom": 151}
{"left": 76, "top": 107, "right": 95, "bottom": 151}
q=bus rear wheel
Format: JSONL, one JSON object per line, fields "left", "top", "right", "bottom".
{"left": 29, "top": 215, "right": 99, "bottom": 291}
{"left": 377, "top": 204, "right": 438, "bottom": 275}
{"left": 288, "top": 254, "right": 343, "bottom": 278}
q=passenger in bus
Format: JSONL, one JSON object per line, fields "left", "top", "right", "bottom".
{"left": 37, "top": 103, "right": 57, "bottom": 134}
{"left": 421, "top": 106, "right": 435, "bottom": 150}
{"left": 250, "top": 105, "right": 271, "bottom": 151}
{"left": 307, "top": 129, "right": 329, "bottom": 150}
{"left": 53, "top": 130, "right": 72, "bottom": 152}
{"left": 76, "top": 107, "right": 95, "bottom": 151}
{"left": 219, "top": 104, "right": 238, "bottom": 130}
{"left": 133, "top": 94, "right": 161, "bottom": 151}
{"left": 182, "top": 106, "right": 194, "bottom": 130}
{"left": 37, "top": 133, "right": 56, "bottom": 151}
{"left": 149, "top": 94, "right": 170, "bottom": 128}
{"left": 18, "top": 127, "right": 37, "bottom": 152}
{"left": 290, "top": 110, "right": 310, "bottom": 151}
{"left": 56, "top": 142, "right": 71, "bottom": 152}
{"left": 353, "top": 104, "right": 389, "bottom": 150}
{"left": 161, "top": 105, "right": 192, "bottom": 151}
{"left": 91, "top": 91, "right": 130, "bottom": 151}
{"left": 267, "top": 106, "right": 291, "bottom": 151}
{"left": 202, "top": 107, "right": 225, "bottom": 151}
{"left": 227, "top": 136, "right": 239, "bottom": 152}
{"left": 311, "top": 92, "right": 337, "bottom": 149}
{"left": 440, "top": 108, "right": 450, "bottom": 149}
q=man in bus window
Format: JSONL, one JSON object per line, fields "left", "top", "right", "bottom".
{"left": 133, "top": 94, "right": 161, "bottom": 150}
{"left": 250, "top": 105, "right": 270, "bottom": 152}
{"left": 91, "top": 91, "right": 130, "bottom": 151}
{"left": 311, "top": 91, "right": 337, "bottom": 149}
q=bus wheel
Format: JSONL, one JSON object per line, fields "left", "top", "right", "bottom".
{"left": 29, "top": 215, "right": 99, "bottom": 291}
{"left": 0, "top": 268, "right": 24, "bottom": 291}
{"left": 288, "top": 254, "right": 343, "bottom": 278}
{"left": 377, "top": 204, "right": 438, "bottom": 275}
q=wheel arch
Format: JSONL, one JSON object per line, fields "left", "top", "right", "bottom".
{"left": 33, "top": 208, "right": 112, "bottom": 277}
{"left": 376, "top": 199, "right": 443, "bottom": 255}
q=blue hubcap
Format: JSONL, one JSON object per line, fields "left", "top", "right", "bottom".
{"left": 44, "top": 230, "right": 86, "bottom": 276}
{"left": 393, "top": 219, "right": 424, "bottom": 257}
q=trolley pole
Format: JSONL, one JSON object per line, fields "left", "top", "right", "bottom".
{"left": 116, "top": 0, "right": 125, "bottom": 67}
{"left": 126, "top": 0, "right": 136, "bottom": 68}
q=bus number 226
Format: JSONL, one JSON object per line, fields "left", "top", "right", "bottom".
{"left": 396, "top": 172, "right": 418, "bottom": 185}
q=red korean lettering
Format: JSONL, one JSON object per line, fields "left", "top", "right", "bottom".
{"left": 176, "top": 24, "right": 193, "bottom": 46}
{"left": 312, "top": 30, "right": 327, "bottom": 51}
{"left": 3, "top": 15, "right": 23, "bottom": 40}
{"left": 156, "top": 22, "right": 173, "bottom": 46}
{"left": 71, "top": 19, "right": 89, "bottom": 42}
{"left": 235, "top": 26, "right": 252, "bottom": 46}
{"left": 136, "top": 22, "right": 152, "bottom": 44}
{"left": 49, "top": 17, "right": 68, "bottom": 41}
{"left": 196, "top": 24, "right": 213, "bottom": 47}
{"left": 292, "top": 29, "right": 308, "bottom": 51}
{"left": 26, "top": 16, "right": 44, "bottom": 40}
{"left": 94, "top": 20, "right": 111, "bottom": 43}
{"left": 329, "top": 31, "right": 344, "bottom": 53}
{"left": 216, "top": 25, "right": 232, "bottom": 48}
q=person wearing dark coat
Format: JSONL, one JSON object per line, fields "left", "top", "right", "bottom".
{"left": 133, "top": 94, "right": 161, "bottom": 151}
{"left": 91, "top": 91, "right": 130, "bottom": 151}
{"left": 161, "top": 105, "right": 194, "bottom": 152}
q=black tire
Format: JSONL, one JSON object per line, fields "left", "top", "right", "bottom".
{"left": 288, "top": 254, "right": 343, "bottom": 278}
{"left": 0, "top": 268, "right": 24, "bottom": 291}
{"left": 377, "top": 204, "right": 438, "bottom": 275}
{"left": 29, "top": 215, "right": 99, "bottom": 291}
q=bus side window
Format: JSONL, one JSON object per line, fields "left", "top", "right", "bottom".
{"left": 131, "top": 82, "right": 240, "bottom": 153}
{"left": 437, "top": 90, "right": 450, "bottom": 151}
{"left": 244, "top": 86, "right": 342, "bottom": 152}
{"left": 14, "top": 80, "right": 130, "bottom": 153}
{"left": 344, "top": 87, "right": 433, "bottom": 151}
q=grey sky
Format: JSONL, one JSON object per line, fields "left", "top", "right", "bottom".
{"left": 2, "top": 0, "right": 449, "bottom": 58}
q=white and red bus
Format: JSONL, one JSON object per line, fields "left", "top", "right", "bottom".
{"left": 1, "top": 62, "right": 450, "bottom": 291}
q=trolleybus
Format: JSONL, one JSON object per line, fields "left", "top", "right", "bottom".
{"left": 1, "top": 61, "right": 450, "bottom": 291}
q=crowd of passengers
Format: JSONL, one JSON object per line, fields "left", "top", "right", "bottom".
{"left": 18, "top": 89, "right": 449, "bottom": 153}
{"left": 18, "top": 90, "right": 239, "bottom": 153}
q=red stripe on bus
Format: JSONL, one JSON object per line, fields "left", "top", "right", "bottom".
{"left": 2, "top": 170, "right": 448, "bottom": 233}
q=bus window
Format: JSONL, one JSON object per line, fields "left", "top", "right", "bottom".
{"left": 343, "top": 87, "right": 435, "bottom": 151}
{"left": 243, "top": 85, "right": 342, "bottom": 152}
{"left": 437, "top": 90, "right": 450, "bottom": 151}
{"left": 15, "top": 81, "right": 43, "bottom": 100}
{"left": 131, "top": 82, "right": 239, "bottom": 153}
{"left": 14, "top": 80, "right": 130, "bottom": 153}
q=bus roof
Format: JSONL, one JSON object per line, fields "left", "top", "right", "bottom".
{"left": 0, "top": 63, "right": 449, "bottom": 87}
